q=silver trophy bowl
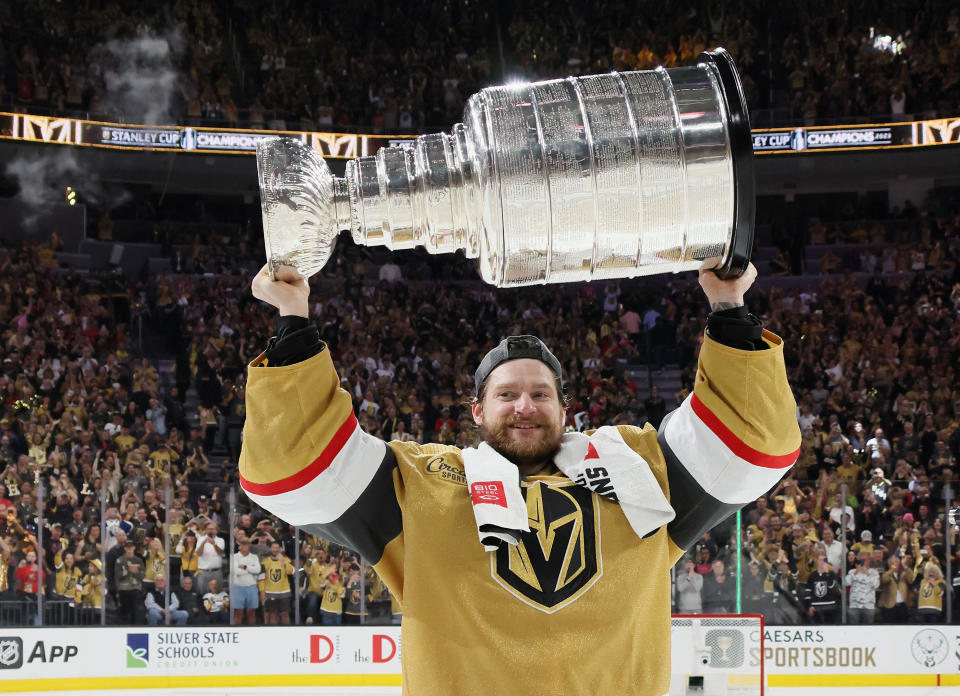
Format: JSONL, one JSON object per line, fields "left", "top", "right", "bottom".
{"left": 257, "top": 48, "right": 755, "bottom": 287}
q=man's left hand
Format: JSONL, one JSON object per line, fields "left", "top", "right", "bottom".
{"left": 698, "top": 259, "right": 758, "bottom": 312}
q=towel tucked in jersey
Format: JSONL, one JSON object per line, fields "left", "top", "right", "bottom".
{"left": 462, "top": 425, "right": 676, "bottom": 551}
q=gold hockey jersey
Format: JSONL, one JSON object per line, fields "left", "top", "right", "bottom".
{"left": 240, "top": 331, "right": 800, "bottom": 696}
{"left": 259, "top": 555, "right": 294, "bottom": 596}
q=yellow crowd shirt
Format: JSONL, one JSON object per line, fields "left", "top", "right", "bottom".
{"left": 320, "top": 581, "right": 345, "bottom": 614}
{"left": 306, "top": 559, "right": 334, "bottom": 595}
{"left": 77, "top": 573, "right": 103, "bottom": 608}
{"left": 144, "top": 549, "right": 165, "bottom": 584}
{"left": 917, "top": 578, "right": 945, "bottom": 611}
{"left": 54, "top": 562, "right": 82, "bottom": 599}
{"left": 260, "top": 556, "right": 294, "bottom": 596}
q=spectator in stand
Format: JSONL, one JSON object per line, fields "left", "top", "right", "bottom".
{"left": 175, "top": 529, "right": 199, "bottom": 584}
{"left": 701, "top": 560, "right": 735, "bottom": 614}
{"left": 804, "top": 556, "right": 841, "bottom": 624}
{"left": 202, "top": 578, "right": 229, "bottom": 624}
{"left": 878, "top": 555, "right": 914, "bottom": 623}
{"left": 114, "top": 540, "right": 145, "bottom": 625}
{"left": 302, "top": 545, "right": 333, "bottom": 625}
{"left": 52, "top": 550, "right": 82, "bottom": 624}
{"left": 260, "top": 540, "right": 294, "bottom": 625}
{"left": 173, "top": 574, "right": 204, "bottom": 625}
{"left": 916, "top": 565, "right": 946, "bottom": 622}
{"left": 845, "top": 556, "right": 880, "bottom": 624}
{"left": 694, "top": 546, "right": 713, "bottom": 575}
{"left": 319, "top": 570, "right": 345, "bottom": 625}
{"left": 866, "top": 427, "right": 892, "bottom": 462}
{"left": 230, "top": 537, "right": 261, "bottom": 625}
{"left": 675, "top": 558, "right": 703, "bottom": 613}
{"left": 76, "top": 559, "right": 103, "bottom": 623}
{"left": 14, "top": 548, "right": 43, "bottom": 625}
{"left": 195, "top": 522, "right": 224, "bottom": 594}
{"left": 145, "top": 574, "right": 188, "bottom": 626}
{"left": 819, "top": 527, "right": 844, "bottom": 571}
{"left": 341, "top": 563, "right": 366, "bottom": 625}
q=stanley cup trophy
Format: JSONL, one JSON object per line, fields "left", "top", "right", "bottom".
{"left": 257, "top": 48, "right": 755, "bottom": 287}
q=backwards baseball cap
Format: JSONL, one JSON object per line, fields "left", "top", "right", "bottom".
{"left": 474, "top": 335, "right": 563, "bottom": 395}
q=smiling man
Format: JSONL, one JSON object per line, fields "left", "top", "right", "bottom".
{"left": 472, "top": 342, "right": 567, "bottom": 475}
{"left": 239, "top": 261, "right": 800, "bottom": 696}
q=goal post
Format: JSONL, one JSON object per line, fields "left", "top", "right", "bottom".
{"left": 670, "top": 614, "right": 765, "bottom": 696}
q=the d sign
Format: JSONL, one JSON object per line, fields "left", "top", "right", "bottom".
{"left": 309, "top": 635, "right": 334, "bottom": 663}
{"left": 372, "top": 634, "right": 396, "bottom": 663}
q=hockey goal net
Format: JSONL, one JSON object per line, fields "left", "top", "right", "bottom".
{"left": 669, "top": 614, "right": 765, "bottom": 696}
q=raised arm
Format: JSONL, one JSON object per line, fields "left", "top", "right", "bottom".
{"left": 657, "top": 262, "right": 801, "bottom": 557}
{"left": 239, "top": 265, "right": 403, "bottom": 577}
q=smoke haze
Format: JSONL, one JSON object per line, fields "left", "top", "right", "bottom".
{"left": 91, "top": 30, "right": 184, "bottom": 126}
{"left": 4, "top": 151, "right": 131, "bottom": 227}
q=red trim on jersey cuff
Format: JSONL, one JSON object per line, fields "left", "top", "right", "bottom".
{"left": 240, "top": 415, "right": 359, "bottom": 495}
{"left": 690, "top": 393, "right": 799, "bottom": 469}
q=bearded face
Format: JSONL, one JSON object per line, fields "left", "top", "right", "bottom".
{"left": 472, "top": 359, "right": 566, "bottom": 472}
{"left": 479, "top": 411, "right": 565, "bottom": 467}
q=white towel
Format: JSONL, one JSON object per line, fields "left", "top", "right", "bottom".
{"left": 462, "top": 426, "right": 676, "bottom": 551}
{"left": 462, "top": 443, "right": 530, "bottom": 551}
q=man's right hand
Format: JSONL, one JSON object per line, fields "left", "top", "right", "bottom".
{"left": 251, "top": 263, "right": 310, "bottom": 318}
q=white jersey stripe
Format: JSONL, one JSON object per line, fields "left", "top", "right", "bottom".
{"left": 663, "top": 396, "right": 790, "bottom": 505}
{"left": 244, "top": 427, "right": 388, "bottom": 526}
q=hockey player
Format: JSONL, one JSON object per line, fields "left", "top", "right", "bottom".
{"left": 240, "top": 260, "right": 800, "bottom": 696}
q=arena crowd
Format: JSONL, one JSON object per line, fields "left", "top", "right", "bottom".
{"left": 2, "top": 0, "right": 959, "bottom": 130}
{"left": 1, "top": 188, "right": 959, "bottom": 626}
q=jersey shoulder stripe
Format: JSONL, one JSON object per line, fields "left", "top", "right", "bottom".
{"left": 240, "top": 415, "right": 358, "bottom": 496}
{"left": 663, "top": 397, "right": 794, "bottom": 505}
{"left": 690, "top": 393, "right": 798, "bottom": 469}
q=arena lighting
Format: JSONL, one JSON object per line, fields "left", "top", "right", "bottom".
{"left": 869, "top": 26, "right": 906, "bottom": 54}
{"left": 504, "top": 76, "right": 530, "bottom": 87}
{"left": 65, "top": 186, "right": 76, "bottom": 206}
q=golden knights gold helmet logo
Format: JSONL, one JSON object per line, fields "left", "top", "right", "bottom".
{"left": 269, "top": 566, "right": 283, "bottom": 584}
{"left": 491, "top": 481, "right": 601, "bottom": 613}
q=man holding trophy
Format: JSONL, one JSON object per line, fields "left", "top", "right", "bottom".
{"left": 240, "top": 49, "right": 799, "bottom": 695}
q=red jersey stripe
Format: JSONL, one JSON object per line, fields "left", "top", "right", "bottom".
{"left": 240, "top": 415, "right": 359, "bottom": 495}
{"left": 690, "top": 393, "right": 799, "bottom": 469}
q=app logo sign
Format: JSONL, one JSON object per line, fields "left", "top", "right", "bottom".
{"left": 126, "top": 633, "right": 149, "bottom": 668}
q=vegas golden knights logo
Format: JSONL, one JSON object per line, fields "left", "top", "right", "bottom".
{"left": 269, "top": 566, "right": 283, "bottom": 583}
{"left": 492, "top": 481, "right": 601, "bottom": 613}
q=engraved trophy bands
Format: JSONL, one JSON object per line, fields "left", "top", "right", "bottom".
{"left": 257, "top": 47, "right": 755, "bottom": 287}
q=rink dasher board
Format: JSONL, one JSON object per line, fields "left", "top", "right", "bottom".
{"left": 764, "top": 624, "right": 960, "bottom": 689}
{"left": 0, "top": 626, "right": 401, "bottom": 692}
{"left": 1, "top": 625, "right": 960, "bottom": 692}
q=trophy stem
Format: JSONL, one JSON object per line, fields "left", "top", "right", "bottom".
{"left": 332, "top": 176, "right": 352, "bottom": 234}
{"left": 342, "top": 128, "right": 478, "bottom": 259}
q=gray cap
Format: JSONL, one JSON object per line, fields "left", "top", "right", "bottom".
{"left": 474, "top": 335, "right": 563, "bottom": 395}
